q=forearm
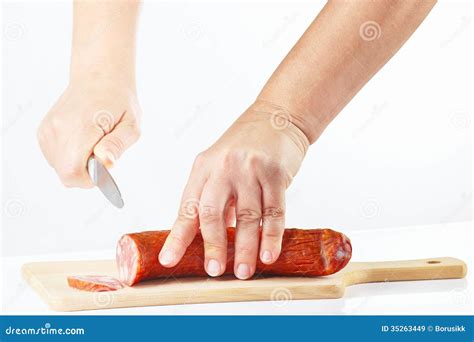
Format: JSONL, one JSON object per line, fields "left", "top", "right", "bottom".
{"left": 257, "top": 0, "right": 436, "bottom": 143}
{"left": 70, "top": 0, "right": 141, "bottom": 88}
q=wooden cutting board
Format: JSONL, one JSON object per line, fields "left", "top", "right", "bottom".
{"left": 22, "top": 257, "right": 467, "bottom": 312}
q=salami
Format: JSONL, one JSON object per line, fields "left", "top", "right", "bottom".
{"left": 67, "top": 275, "right": 124, "bottom": 292}
{"left": 117, "top": 228, "right": 352, "bottom": 286}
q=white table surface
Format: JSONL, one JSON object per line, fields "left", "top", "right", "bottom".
{"left": 1, "top": 221, "right": 472, "bottom": 315}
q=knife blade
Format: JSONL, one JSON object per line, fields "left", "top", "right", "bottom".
{"left": 87, "top": 156, "right": 124, "bottom": 208}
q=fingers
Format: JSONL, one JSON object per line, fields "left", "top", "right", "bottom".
{"left": 259, "top": 184, "right": 286, "bottom": 265}
{"left": 37, "top": 120, "right": 95, "bottom": 188}
{"left": 55, "top": 152, "right": 96, "bottom": 189}
{"left": 159, "top": 168, "right": 205, "bottom": 268}
{"left": 37, "top": 118, "right": 102, "bottom": 189}
{"left": 93, "top": 117, "right": 141, "bottom": 168}
{"left": 234, "top": 181, "right": 262, "bottom": 279}
{"left": 199, "top": 178, "right": 232, "bottom": 277}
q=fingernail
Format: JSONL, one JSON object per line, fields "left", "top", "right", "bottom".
{"left": 159, "top": 249, "right": 175, "bottom": 266}
{"left": 207, "top": 259, "right": 221, "bottom": 277}
{"left": 261, "top": 250, "right": 273, "bottom": 264}
{"left": 236, "top": 263, "right": 251, "bottom": 280}
{"left": 106, "top": 152, "right": 116, "bottom": 167}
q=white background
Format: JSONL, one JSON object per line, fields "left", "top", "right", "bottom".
{"left": 2, "top": 0, "right": 472, "bottom": 256}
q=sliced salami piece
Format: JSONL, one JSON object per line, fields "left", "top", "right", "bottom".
{"left": 67, "top": 275, "right": 124, "bottom": 292}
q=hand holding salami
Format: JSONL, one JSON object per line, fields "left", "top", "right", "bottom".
{"left": 159, "top": 101, "right": 311, "bottom": 280}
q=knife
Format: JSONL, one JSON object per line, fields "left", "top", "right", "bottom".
{"left": 87, "top": 156, "right": 124, "bottom": 208}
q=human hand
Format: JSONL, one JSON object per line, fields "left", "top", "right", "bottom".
{"left": 159, "top": 101, "right": 310, "bottom": 279}
{"left": 37, "top": 77, "right": 141, "bottom": 188}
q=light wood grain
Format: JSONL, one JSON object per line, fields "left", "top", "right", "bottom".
{"left": 21, "top": 257, "right": 467, "bottom": 312}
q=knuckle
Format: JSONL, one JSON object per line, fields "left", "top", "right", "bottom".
{"left": 199, "top": 205, "right": 223, "bottom": 224}
{"left": 125, "top": 122, "right": 141, "bottom": 140}
{"left": 104, "top": 134, "right": 125, "bottom": 154}
{"left": 57, "top": 164, "right": 85, "bottom": 187}
{"left": 177, "top": 210, "right": 198, "bottom": 223}
{"left": 178, "top": 199, "right": 200, "bottom": 220}
{"left": 259, "top": 161, "right": 292, "bottom": 187}
{"left": 236, "top": 208, "right": 261, "bottom": 224}
{"left": 49, "top": 117, "right": 65, "bottom": 131}
{"left": 262, "top": 207, "right": 285, "bottom": 222}
{"left": 220, "top": 150, "right": 235, "bottom": 169}
{"left": 266, "top": 161, "right": 284, "bottom": 177}
{"left": 37, "top": 122, "right": 54, "bottom": 143}
{"left": 245, "top": 152, "right": 264, "bottom": 168}
{"left": 234, "top": 151, "right": 263, "bottom": 170}
{"left": 193, "top": 152, "right": 207, "bottom": 169}
{"left": 220, "top": 149, "right": 252, "bottom": 170}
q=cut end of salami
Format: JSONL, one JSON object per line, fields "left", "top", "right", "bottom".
{"left": 332, "top": 232, "right": 352, "bottom": 274}
{"left": 67, "top": 275, "right": 124, "bottom": 292}
{"left": 116, "top": 234, "right": 140, "bottom": 286}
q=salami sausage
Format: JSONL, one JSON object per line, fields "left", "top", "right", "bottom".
{"left": 67, "top": 275, "right": 124, "bottom": 292}
{"left": 117, "top": 228, "right": 352, "bottom": 286}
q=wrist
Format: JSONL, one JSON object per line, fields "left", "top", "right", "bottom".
{"left": 67, "top": 70, "right": 137, "bottom": 100}
{"left": 69, "top": 62, "right": 136, "bottom": 93}
{"left": 256, "top": 87, "right": 330, "bottom": 144}
{"left": 246, "top": 100, "right": 310, "bottom": 156}
{"left": 252, "top": 98, "right": 324, "bottom": 145}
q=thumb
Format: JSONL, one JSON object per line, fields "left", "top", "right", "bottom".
{"left": 93, "top": 121, "right": 141, "bottom": 168}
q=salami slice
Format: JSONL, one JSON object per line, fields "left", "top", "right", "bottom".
{"left": 67, "top": 275, "right": 124, "bottom": 292}
{"left": 117, "top": 227, "right": 352, "bottom": 286}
